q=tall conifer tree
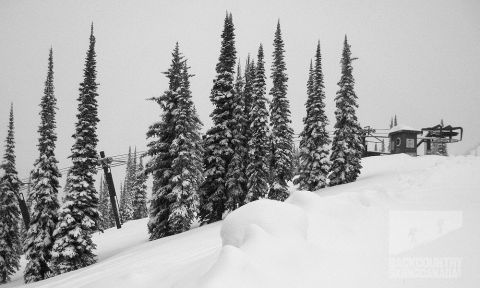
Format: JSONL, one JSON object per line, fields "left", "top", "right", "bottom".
{"left": 132, "top": 157, "right": 148, "bottom": 220}
{"left": 167, "top": 61, "right": 203, "bottom": 234}
{"left": 129, "top": 148, "right": 137, "bottom": 216}
{"left": 119, "top": 147, "right": 134, "bottom": 222}
{"left": 200, "top": 13, "right": 237, "bottom": 224}
{"left": 243, "top": 57, "right": 255, "bottom": 177}
{"left": 243, "top": 56, "right": 255, "bottom": 141}
{"left": 98, "top": 176, "right": 113, "bottom": 229}
{"left": 119, "top": 147, "right": 131, "bottom": 215}
{"left": 246, "top": 44, "right": 270, "bottom": 202}
{"left": 24, "top": 49, "right": 61, "bottom": 282}
{"left": 268, "top": 22, "right": 294, "bottom": 201}
{"left": 51, "top": 25, "right": 101, "bottom": 274}
{"left": 225, "top": 63, "right": 248, "bottom": 210}
{"left": 0, "top": 105, "right": 21, "bottom": 284}
{"left": 295, "top": 42, "right": 331, "bottom": 191}
{"left": 329, "top": 36, "right": 363, "bottom": 186}
{"left": 146, "top": 44, "right": 203, "bottom": 239}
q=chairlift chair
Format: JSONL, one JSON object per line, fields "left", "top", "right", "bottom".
{"left": 417, "top": 124, "right": 463, "bottom": 155}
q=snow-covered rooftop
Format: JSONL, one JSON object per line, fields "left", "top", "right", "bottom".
{"left": 388, "top": 124, "right": 421, "bottom": 134}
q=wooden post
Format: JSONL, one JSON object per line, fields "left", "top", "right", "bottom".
{"left": 99, "top": 151, "right": 122, "bottom": 229}
{"left": 17, "top": 191, "right": 30, "bottom": 230}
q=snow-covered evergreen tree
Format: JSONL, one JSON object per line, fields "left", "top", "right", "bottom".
{"left": 225, "top": 63, "right": 248, "bottom": 211}
{"left": 268, "top": 22, "right": 294, "bottom": 201}
{"left": 389, "top": 117, "right": 394, "bottom": 129}
{"left": 132, "top": 157, "right": 148, "bottom": 220}
{"left": 119, "top": 147, "right": 130, "bottom": 220}
{"left": 24, "top": 49, "right": 61, "bottom": 283}
{"left": 128, "top": 148, "right": 137, "bottom": 217}
{"left": 394, "top": 115, "right": 398, "bottom": 126}
{"left": 246, "top": 44, "right": 270, "bottom": 202}
{"left": 119, "top": 147, "right": 134, "bottom": 222}
{"left": 243, "top": 56, "right": 255, "bottom": 142}
{"left": 146, "top": 43, "right": 203, "bottom": 239}
{"left": 329, "top": 36, "right": 363, "bottom": 186}
{"left": 242, "top": 56, "right": 255, "bottom": 183}
{"left": 199, "top": 13, "right": 237, "bottom": 224}
{"left": 51, "top": 25, "right": 101, "bottom": 274}
{"left": 0, "top": 105, "right": 21, "bottom": 284}
{"left": 98, "top": 176, "right": 113, "bottom": 230}
{"left": 146, "top": 45, "right": 182, "bottom": 240}
{"left": 295, "top": 42, "right": 331, "bottom": 191}
{"left": 168, "top": 61, "right": 203, "bottom": 234}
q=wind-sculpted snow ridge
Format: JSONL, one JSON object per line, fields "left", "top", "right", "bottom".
{"left": 221, "top": 199, "right": 308, "bottom": 247}
{"left": 195, "top": 198, "right": 322, "bottom": 288}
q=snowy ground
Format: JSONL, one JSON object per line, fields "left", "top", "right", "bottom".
{"left": 6, "top": 154, "right": 480, "bottom": 287}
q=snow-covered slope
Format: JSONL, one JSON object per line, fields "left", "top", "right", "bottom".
{"left": 7, "top": 154, "right": 480, "bottom": 287}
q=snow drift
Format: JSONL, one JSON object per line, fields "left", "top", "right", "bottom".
{"left": 220, "top": 199, "right": 308, "bottom": 247}
{"left": 196, "top": 199, "right": 314, "bottom": 288}
{"left": 198, "top": 154, "right": 480, "bottom": 288}
{"left": 6, "top": 154, "right": 480, "bottom": 288}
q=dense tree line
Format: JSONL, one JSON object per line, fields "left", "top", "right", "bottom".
{"left": 146, "top": 12, "right": 363, "bottom": 239}
{"left": 0, "top": 14, "right": 364, "bottom": 284}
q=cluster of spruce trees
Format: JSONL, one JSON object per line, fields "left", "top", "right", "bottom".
{"left": 0, "top": 12, "right": 364, "bottom": 284}
{"left": 390, "top": 115, "right": 399, "bottom": 128}
{"left": 0, "top": 25, "right": 104, "bottom": 284}
{"left": 145, "top": 13, "right": 364, "bottom": 241}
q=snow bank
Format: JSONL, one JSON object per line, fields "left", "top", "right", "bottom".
{"left": 8, "top": 155, "right": 480, "bottom": 288}
{"left": 220, "top": 199, "right": 308, "bottom": 247}
{"left": 198, "top": 155, "right": 480, "bottom": 288}
{"left": 197, "top": 199, "right": 318, "bottom": 288}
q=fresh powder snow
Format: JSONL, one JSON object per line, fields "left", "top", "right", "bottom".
{"left": 5, "top": 154, "right": 480, "bottom": 287}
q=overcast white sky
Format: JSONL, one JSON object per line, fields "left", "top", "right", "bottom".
{"left": 1, "top": 0, "right": 479, "bottom": 185}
